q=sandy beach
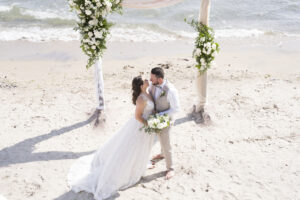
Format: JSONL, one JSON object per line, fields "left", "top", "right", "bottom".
{"left": 0, "top": 35, "right": 300, "bottom": 200}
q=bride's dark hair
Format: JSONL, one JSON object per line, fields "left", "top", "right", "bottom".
{"left": 132, "top": 76, "right": 144, "bottom": 105}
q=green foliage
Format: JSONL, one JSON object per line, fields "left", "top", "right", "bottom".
{"left": 69, "top": 0, "right": 123, "bottom": 69}
{"left": 185, "top": 19, "right": 220, "bottom": 74}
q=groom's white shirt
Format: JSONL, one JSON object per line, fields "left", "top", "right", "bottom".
{"left": 151, "top": 80, "right": 180, "bottom": 117}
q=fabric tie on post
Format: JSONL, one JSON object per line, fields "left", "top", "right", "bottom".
{"left": 94, "top": 59, "right": 105, "bottom": 110}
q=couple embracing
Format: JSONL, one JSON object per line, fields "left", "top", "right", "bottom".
{"left": 68, "top": 67, "right": 180, "bottom": 200}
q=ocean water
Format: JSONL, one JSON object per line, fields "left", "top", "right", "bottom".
{"left": 0, "top": 0, "right": 299, "bottom": 42}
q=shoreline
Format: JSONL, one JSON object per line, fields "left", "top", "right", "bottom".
{"left": 1, "top": 34, "right": 300, "bottom": 76}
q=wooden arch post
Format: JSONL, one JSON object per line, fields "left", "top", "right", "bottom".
{"left": 195, "top": 0, "right": 211, "bottom": 123}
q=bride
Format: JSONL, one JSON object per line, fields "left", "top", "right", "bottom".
{"left": 68, "top": 76, "right": 156, "bottom": 200}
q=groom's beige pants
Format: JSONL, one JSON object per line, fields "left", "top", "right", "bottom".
{"left": 158, "top": 126, "right": 173, "bottom": 170}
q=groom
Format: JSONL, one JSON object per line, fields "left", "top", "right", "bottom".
{"left": 149, "top": 67, "right": 180, "bottom": 180}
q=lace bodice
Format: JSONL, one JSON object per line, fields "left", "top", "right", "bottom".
{"left": 140, "top": 94, "right": 154, "bottom": 120}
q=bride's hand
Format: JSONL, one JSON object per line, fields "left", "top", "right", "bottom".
{"left": 143, "top": 120, "right": 148, "bottom": 126}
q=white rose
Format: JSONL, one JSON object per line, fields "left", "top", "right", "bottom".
{"left": 148, "top": 120, "right": 154, "bottom": 128}
{"left": 89, "top": 20, "right": 94, "bottom": 26}
{"left": 105, "top": 1, "right": 112, "bottom": 11}
{"left": 207, "top": 48, "right": 211, "bottom": 55}
{"left": 195, "top": 49, "right": 201, "bottom": 57}
{"left": 157, "top": 123, "right": 164, "bottom": 129}
{"left": 94, "top": 31, "right": 102, "bottom": 38}
{"left": 85, "top": 10, "right": 92, "bottom": 15}
{"left": 207, "top": 47, "right": 211, "bottom": 54}
{"left": 92, "top": 45, "right": 96, "bottom": 50}
{"left": 88, "top": 32, "right": 93, "bottom": 37}
{"left": 161, "top": 122, "right": 168, "bottom": 128}
{"left": 96, "top": 2, "right": 101, "bottom": 7}
{"left": 152, "top": 119, "right": 160, "bottom": 126}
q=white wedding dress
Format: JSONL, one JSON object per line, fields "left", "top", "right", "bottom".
{"left": 68, "top": 94, "right": 155, "bottom": 200}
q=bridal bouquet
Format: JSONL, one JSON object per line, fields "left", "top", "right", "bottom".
{"left": 141, "top": 114, "right": 170, "bottom": 134}
{"left": 68, "top": 0, "right": 122, "bottom": 69}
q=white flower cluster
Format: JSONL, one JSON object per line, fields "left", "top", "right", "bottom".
{"left": 186, "top": 20, "right": 220, "bottom": 74}
{"left": 194, "top": 40, "right": 218, "bottom": 70}
{"left": 68, "top": 0, "right": 122, "bottom": 68}
{"left": 142, "top": 114, "right": 170, "bottom": 134}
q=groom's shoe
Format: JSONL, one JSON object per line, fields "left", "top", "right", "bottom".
{"left": 165, "top": 169, "right": 175, "bottom": 180}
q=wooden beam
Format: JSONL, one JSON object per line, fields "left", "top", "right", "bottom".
{"left": 196, "top": 0, "right": 211, "bottom": 112}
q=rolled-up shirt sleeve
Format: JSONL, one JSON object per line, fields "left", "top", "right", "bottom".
{"left": 159, "top": 87, "right": 180, "bottom": 116}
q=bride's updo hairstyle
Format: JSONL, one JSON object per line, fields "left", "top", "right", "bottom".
{"left": 132, "top": 76, "right": 144, "bottom": 105}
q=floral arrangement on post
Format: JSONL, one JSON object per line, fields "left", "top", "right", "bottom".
{"left": 69, "top": 0, "right": 122, "bottom": 69}
{"left": 186, "top": 19, "right": 220, "bottom": 74}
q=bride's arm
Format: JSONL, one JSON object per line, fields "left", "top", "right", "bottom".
{"left": 135, "top": 96, "right": 147, "bottom": 125}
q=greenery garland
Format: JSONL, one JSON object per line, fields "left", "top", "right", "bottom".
{"left": 69, "top": 0, "right": 122, "bottom": 69}
{"left": 186, "top": 19, "right": 220, "bottom": 74}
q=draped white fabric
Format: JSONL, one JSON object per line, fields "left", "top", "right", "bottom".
{"left": 68, "top": 96, "right": 156, "bottom": 200}
{"left": 122, "top": 0, "right": 185, "bottom": 9}
{"left": 94, "top": 59, "right": 105, "bottom": 110}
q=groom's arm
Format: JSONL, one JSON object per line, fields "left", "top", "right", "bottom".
{"left": 159, "top": 88, "right": 180, "bottom": 116}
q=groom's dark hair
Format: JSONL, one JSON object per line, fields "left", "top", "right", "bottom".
{"left": 151, "top": 67, "right": 164, "bottom": 79}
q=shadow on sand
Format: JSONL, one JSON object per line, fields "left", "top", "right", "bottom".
{"left": 0, "top": 112, "right": 99, "bottom": 168}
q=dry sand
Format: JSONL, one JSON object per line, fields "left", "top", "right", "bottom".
{"left": 0, "top": 36, "right": 300, "bottom": 200}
